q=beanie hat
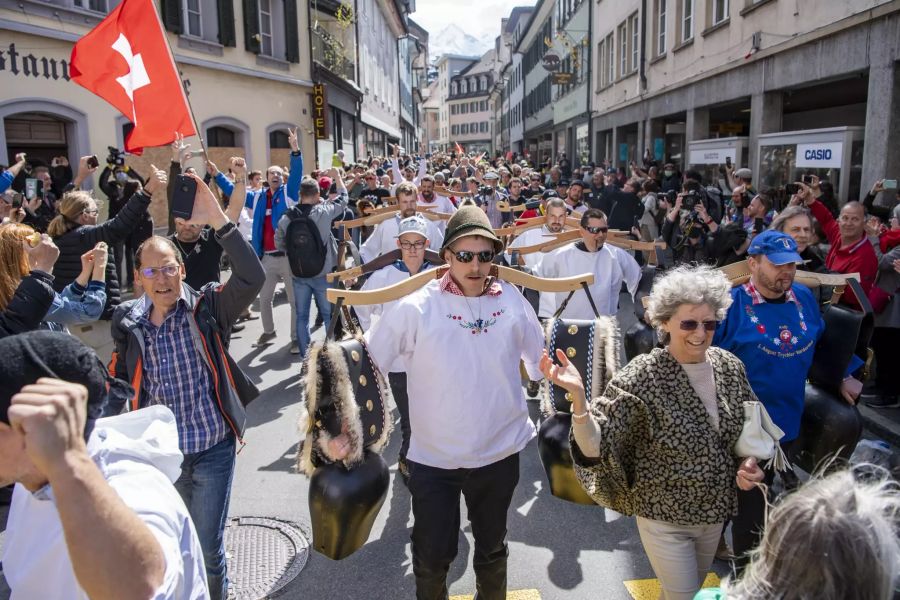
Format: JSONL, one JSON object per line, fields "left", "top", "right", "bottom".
{"left": 440, "top": 205, "right": 503, "bottom": 254}
{"left": 0, "top": 331, "right": 133, "bottom": 441}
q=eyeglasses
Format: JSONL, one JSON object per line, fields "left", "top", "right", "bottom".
{"left": 451, "top": 250, "right": 495, "bottom": 263}
{"left": 83, "top": 208, "right": 99, "bottom": 216}
{"left": 399, "top": 240, "right": 426, "bottom": 250}
{"left": 584, "top": 226, "right": 608, "bottom": 234}
{"left": 679, "top": 320, "right": 719, "bottom": 332}
{"left": 140, "top": 264, "right": 180, "bottom": 278}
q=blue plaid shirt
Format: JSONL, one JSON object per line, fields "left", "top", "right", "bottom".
{"left": 138, "top": 297, "right": 229, "bottom": 454}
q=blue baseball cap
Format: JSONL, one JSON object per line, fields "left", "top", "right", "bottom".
{"left": 747, "top": 230, "right": 803, "bottom": 265}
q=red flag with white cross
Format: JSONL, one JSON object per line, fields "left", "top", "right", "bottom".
{"left": 70, "top": 0, "right": 196, "bottom": 154}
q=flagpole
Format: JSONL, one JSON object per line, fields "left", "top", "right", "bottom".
{"left": 148, "top": 0, "right": 208, "bottom": 158}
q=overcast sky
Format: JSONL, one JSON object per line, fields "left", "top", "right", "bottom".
{"left": 410, "top": 0, "right": 537, "bottom": 40}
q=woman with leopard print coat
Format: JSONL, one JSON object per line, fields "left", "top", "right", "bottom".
{"left": 541, "top": 265, "right": 764, "bottom": 600}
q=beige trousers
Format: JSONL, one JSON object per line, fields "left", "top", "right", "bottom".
{"left": 635, "top": 516, "right": 722, "bottom": 600}
{"left": 259, "top": 253, "right": 297, "bottom": 340}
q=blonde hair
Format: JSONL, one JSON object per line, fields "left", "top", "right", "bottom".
{"left": 48, "top": 190, "right": 94, "bottom": 238}
{"left": 0, "top": 223, "right": 36, "bottom": 311}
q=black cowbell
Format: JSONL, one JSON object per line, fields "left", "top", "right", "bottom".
{"left": 308, "top": 451, "right": 390, "bottom": 560}
{"left": 793, "top": 383, "right": 862, "bottom": 474}
{"left": 624, "top": 320, "right": 658, "bottom": 362}
{"left": 537, "top": 413, "right": 595, "bottom": 505}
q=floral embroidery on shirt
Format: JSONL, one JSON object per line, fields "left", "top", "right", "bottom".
{"left": 447, "top": 308, "right": 505, "bottom": 335}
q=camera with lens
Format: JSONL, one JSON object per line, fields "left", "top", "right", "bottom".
{"left": 664, "top": 189, "right": 678, "bottom": 203}
{"left": 682, "top": 189, "right": 702, "bottom": 210}
{"left": 478, "top": 185, "right": 494, "bottom": 196}
{"left": 106, "top": 146, "right": 125, "bottom": 167}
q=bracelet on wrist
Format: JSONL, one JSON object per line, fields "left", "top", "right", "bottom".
{"left": 572, "top": 410, "right": 589, "bottom": 420}
{"left": 234, "top": 177, "right": 246, "bottom": 184}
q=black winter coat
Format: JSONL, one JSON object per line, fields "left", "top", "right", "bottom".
{"left": 50, "top": 191, "right": 152, "bottom": 320}
{"left": 0, "top": 271, "right": 55, "bottom": 338}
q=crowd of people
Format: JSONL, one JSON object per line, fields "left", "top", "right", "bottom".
{"left": 1, "top": 133, "right": 900, "bottom": 600}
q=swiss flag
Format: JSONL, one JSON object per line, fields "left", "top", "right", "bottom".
{"left": 70, "top": 0, "right": 195, "bottom": 154}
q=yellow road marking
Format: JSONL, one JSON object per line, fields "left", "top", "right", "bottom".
{"left": 624, "top": 573, "right": 720, "bottom": 600}
{"left": 450, "top": 590, "right": 541, "bottom": 600}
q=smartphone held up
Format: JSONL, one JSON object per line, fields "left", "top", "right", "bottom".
{"left": 171, "top": 174, "right": 197, "bottom": 220}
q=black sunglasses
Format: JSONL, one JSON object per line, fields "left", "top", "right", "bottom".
{"left": 584, "top": 226, "right": 608, "bottom": 234}
{"left": 452, "top": 250, "right": 495, "bottom": 263}
{"left": 679, "top": 320, "right": 718, "bottom": 332}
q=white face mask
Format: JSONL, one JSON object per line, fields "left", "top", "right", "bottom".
{"left": 664, "top": 170, "right": 674, "bottom": 177}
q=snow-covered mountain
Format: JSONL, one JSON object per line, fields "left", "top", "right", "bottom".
{"left": 428, "top": 24, "right": 493, "bottom": 60}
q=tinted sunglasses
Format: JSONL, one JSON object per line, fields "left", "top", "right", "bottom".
{"left": 679, "top": 320, "right": 718, "bottom": 332}
{"left": 584, "top": 226, "right": 608, "bottom": 234}
{"left": 140, "top": 264, "right": 180, "bottom": 278}
{"left": 452, "top": 250, "right": 495, "bottom": 263}
{"left": 399, "top": 240, "right": 426, "bottom": 250}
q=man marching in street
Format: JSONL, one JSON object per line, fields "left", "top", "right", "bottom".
{"left": 361, "top": 182, "right": 444, "bottom": 262}
{"left": 355, "top": 215, "right": 436, "bottom": 482}
{"left": 537, "top": 208, "right": 641, "bottom": 319}
{"left": 365, "top": 205, "right": 545, "bottom": 600}
{"left": 110, "top": 174, "right": 265, "bottom": 600}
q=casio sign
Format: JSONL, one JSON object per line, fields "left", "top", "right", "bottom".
{"left": 805, "top": 149, "right": 832, "bottom": 161}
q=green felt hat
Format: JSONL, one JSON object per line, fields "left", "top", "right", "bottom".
{"left": 440, "top": 205, "right": 503, "bottom": 254}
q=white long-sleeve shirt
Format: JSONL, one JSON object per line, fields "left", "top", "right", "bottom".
{"left": 506, "top": 225, "right": 562, "bottom": 270}
{"left": 3, "top": 406, "right": 208, "bottom": 600}
{"left": 537, "top": 242, "right": 641, "bottom": 319}
{"left": 359, "top": 213, "right": 445, "bottom": 263}
{"left": 365, "top": 275, "right": 544, "bottom": 469}
{"left": 390, "top": 157, "right": 427, "bottom": 187}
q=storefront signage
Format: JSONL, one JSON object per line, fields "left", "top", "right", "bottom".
{"left": 795, "top": 142, "right": 842, "bottom": 168}
{"left": 689, "top": 147, "right": 736, "bottom": 165}
{"left": 653, "top": 138, "right": 665, "bottom": 161}
{"left": 0, "top": 43, "right": 70, "bottom": 81}
{"left": 312, "top": 83, "right": 329, "bottom": 140}
{"left": 552, "top": 72, "right": 574, "bottom": 85}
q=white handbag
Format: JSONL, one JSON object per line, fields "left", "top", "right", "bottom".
{"left": 735, "top": 400, "right": 789, "bottom": 471}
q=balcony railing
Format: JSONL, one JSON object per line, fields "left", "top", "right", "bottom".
{"left": 312, "top": 27, "right": 356, "bottom": 83}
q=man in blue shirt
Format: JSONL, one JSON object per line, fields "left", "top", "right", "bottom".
{"left": 215, "top": 128, "right": 302, "bottom": 352}
{"left": 714, "top": 230, "right": 862, "bottom": 562}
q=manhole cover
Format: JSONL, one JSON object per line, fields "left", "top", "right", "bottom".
{"left": 224, "top": 516, "right": 310, "bottom": 600}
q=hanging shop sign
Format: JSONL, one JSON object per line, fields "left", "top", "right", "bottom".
{"left": 312, "top": 83, "right": 330, "bottom": 140}
{"left": 552, "top": 72, "right": 574, "bottom": 85}
{"left": 542, "top": 53, "right": 561, "bottom": 72}
{"left": 795, "top": 142, "right": 843, "bottom": 168}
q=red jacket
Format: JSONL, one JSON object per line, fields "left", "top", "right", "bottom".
{"left": 809, "top": 199, "right": 878, "bottom": 310}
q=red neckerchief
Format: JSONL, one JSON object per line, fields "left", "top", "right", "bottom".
{"left": 439, "top": 271, "right": 503, "bottom": 297}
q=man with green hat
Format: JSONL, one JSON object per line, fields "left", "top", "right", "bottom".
{"left": 365, "top": 205, "right": 545, "bottom": 600}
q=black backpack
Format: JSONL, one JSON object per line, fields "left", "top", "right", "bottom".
{"left": 285, "top": 206, "right": 327, "bottom": 278}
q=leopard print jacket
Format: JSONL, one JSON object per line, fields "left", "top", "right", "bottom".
{"left": 571, "top": 346, "right": 750, "bottom": 526}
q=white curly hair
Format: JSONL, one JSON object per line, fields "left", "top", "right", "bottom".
{"left": 645, "top": 265, "right": 733, "bottom": 340}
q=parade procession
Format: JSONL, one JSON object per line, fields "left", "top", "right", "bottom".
{"left": 2, "top": 0, "right": 900, "bottom": 599}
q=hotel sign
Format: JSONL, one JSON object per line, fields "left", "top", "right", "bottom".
{"left": 312, "top": 83, "right": 329, "bottom": 139}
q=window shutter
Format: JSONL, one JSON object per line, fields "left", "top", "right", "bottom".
{"left": 160, "top": 0, "right": 183, "bottom": 34}
{"left": 242, "top": 0, "right": 261, "bottom": 53}
{"left": 284, "top": 0, "right": 300, "bottom": 63}
{"left": 217, "top": 0, "right": 236, "bottom": 47}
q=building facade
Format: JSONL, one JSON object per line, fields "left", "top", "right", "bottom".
{"left": 435, "top": 54, "right": 479, "bottom": 151}
{"left": 504, "top": 7, "right": 534, "bottom": 156}
{"left": 551, "top": 0, "right": 591, "bottom": 168}
{"left": 0, "top": 0, "right": 315, "bottom": 226}
{"left": 448, "top": 50, "right": 496, "bottom": 155}
{"left": 517, "top": 0, "right": 555, "bottom": 166}
{"left": 591, "top": 0, "right": 900, "bottom": 203}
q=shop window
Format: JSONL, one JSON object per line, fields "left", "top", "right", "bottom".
{"left": 207, "top": 126, "right": 237, "bottom": 147}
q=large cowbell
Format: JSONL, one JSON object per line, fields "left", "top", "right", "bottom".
{"left": 297, "top": 335, "right": 394, "bottom": 560}
{"left": 795, "top": 290, "right": 872, "bottom": 473}
{"left": 538, "top": 316, "right": 621, "bottom": 505}
{"left": 624, "top": 266, "right": 660, "bottom": 362}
